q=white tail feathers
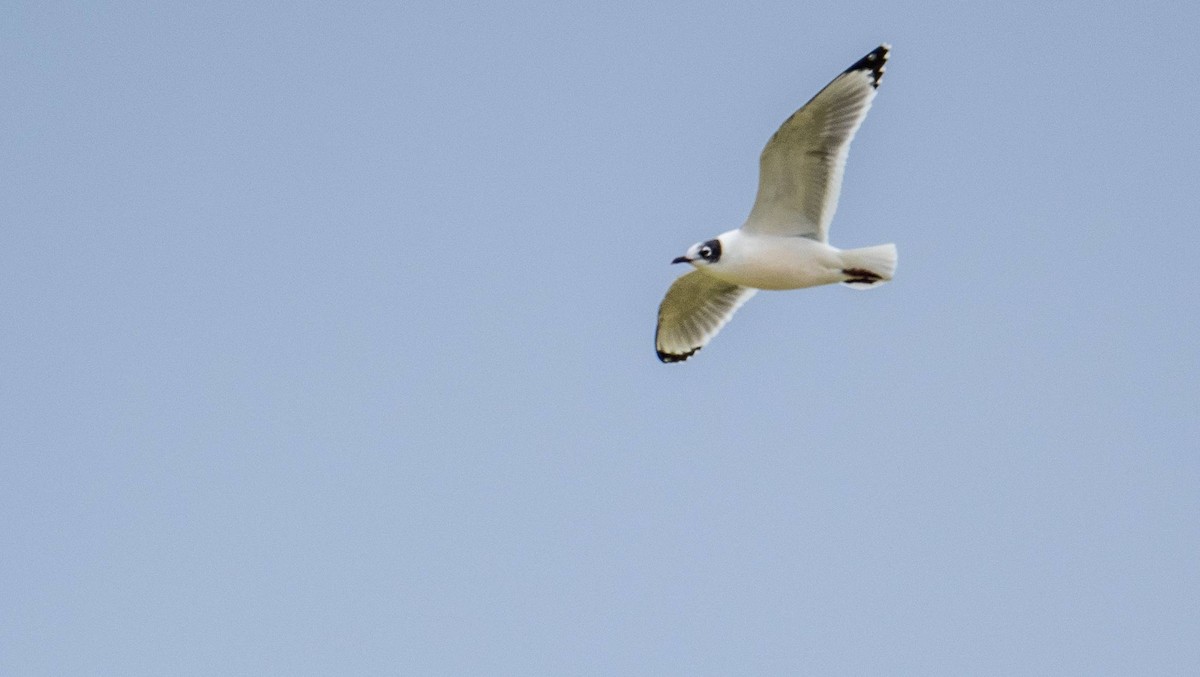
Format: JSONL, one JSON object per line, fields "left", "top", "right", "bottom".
{"left": 840, "top": 243, "right": 897, "bottom": 289}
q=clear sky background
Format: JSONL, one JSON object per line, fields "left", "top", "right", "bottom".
{"left": 4, "top": 1, "right": 1198, "bottom": 674}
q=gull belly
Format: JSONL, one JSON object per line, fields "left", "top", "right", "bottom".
{"left": 701, "top": 230, "right": 845, "bottom": 290}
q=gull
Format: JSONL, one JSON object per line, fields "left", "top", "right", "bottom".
{"left": 656, "top": 44, "right": 897, "bottom": 363}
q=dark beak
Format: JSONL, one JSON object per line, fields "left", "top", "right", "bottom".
{"left": 671, "top": 256, "right": 691, "bottom": 264}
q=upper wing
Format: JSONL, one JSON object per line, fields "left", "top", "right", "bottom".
{"left": 742, "top": 44, "right": 889, "bottom": 242}
{"left": 656, "top": 270, "right": 757, "bottom": 363}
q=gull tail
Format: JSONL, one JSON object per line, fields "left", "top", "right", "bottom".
{"left": 839, "top": 243, "right": 897, "bottom": 289}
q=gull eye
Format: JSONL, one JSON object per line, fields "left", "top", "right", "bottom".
{"left": 699, "top": 246, "right": 712, "bottom": 259}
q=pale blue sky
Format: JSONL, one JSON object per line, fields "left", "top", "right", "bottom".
{"left": 3, "top": 1, "right": 1198, "bottom": 674}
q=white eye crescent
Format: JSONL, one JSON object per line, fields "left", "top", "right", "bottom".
{"left": 699, "top": 246, "right": 712, "bottom": 258}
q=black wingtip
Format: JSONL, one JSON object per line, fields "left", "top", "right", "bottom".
{"left": 657, "top": 347, "right": 698, "bottom": 363}
{"left": 843, "top": 44, "right": 890, "bottom": 89}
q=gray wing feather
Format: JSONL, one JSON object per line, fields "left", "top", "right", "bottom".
{"left": 743, "top": 45, "right": 888, "bottom": 242}
{"left": 656, "top": 270, "right": 757, "bottom": 363}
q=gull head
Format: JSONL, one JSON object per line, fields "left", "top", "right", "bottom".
{"left": 672, "top": 238, "right": 723, "bottom": 266}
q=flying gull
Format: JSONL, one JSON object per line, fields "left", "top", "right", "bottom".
{"left": 656, "top": 44, "right": 897, "bottom": 363}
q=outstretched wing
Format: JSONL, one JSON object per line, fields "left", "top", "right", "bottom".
{"left": 656, "top": 270, "right": 757, "bottom": 363}
{"left": 743, "top": 44, "right": 889, "bottom": 242}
